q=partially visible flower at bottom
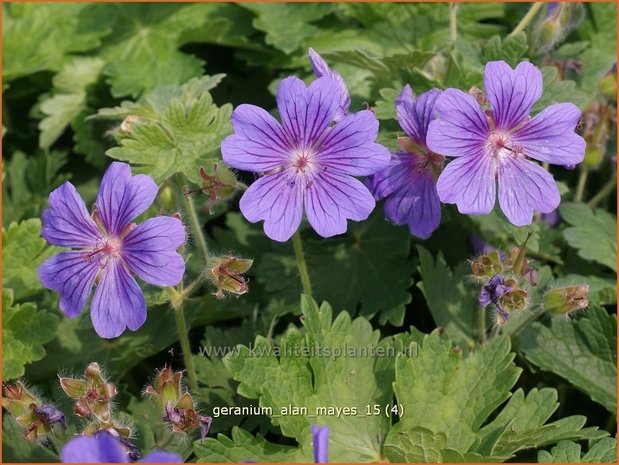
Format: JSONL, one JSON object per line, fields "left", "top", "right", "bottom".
{"left": 369, "top": 85, "right": 443, "bottom": 239}
{"left": 61, "top": 432, "right": 182, "bottom": 463}
{"left": 37, "top": 162, "right": 186, "bottom": 338}
{"left": 311, "top": 424, "right": 330, "bottom": 463}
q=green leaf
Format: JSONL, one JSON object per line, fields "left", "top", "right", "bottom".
{"left": 241, "top": 3, "right": 334, "bottom": 54}
{"left": 99, "top": 76, "right": 232, "bottom": 184}
{"left": 560, "top": 202, "right": 617, "bottom": 271}
{"left": 203, "top": 296, "right": 398, "bottom": 462}
{"left": 518, "top": 305, "right": 617, "bottom": 413}
{"left": 383, "top": 426, "right": 449, "bottom": 462}
{"left": 2, "top": 3, "right": 111, "bottom": 81}
{"left": 2, "top": 219, "right": 58, "bottom": 300}
{"left": 416, "top": 246, "right": 478, "bottom": 346}
{"left": 2, "top": 289, "right": 59, "bottom": 380}
{"left": 483, "top": 32, "right": 528, "bottom": 66}
{"left": 38, "top": 57, "right": 105, "bottom": 149}
{"left": 538, "top": 438, "right": 617, "bottom": 463}
{"left": 534, "top": 66, "right": 589, "bottom": 112}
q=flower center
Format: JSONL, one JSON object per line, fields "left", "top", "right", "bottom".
{"left": 291, "top": 148, "right": 317, "bottom": 174}
{"left": 487, "top": 131, "right": 524, "bottom": 160}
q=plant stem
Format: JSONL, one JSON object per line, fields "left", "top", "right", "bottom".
{"left": 449, "top": 3, "right": 458, "bottom": 44}
{"left": 505, "top": 307, "right": 545, "bottom": 338}
{"left": 573, "top": 166, "right": 589, "bottom": 203}
{"left": 588, "top": 176, "right": 617, "bottom": 209}
{"left": 478, "top": 306, "right": 487, "bottom": 344}
{"left": 509, "top": 2, "right": 544, "bottom": 36}
{"left": 292, "top": 230, "right": 312, "bottom": 296}
{"left": 173, "top": 284, "right": 198, "bottom": 391}
{"left": 179, "top": 174, "right": 209, "bottom": 265}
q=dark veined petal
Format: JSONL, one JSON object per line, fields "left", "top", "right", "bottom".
{"left": 395, "top": 85, "right": 441, "bottom": 146}
{"left": 436, "top": 153, "right": 496, "bottom": 215}
{"left": 311, "top": 424, "right": 330, "bottom": 464}
{"left": 426, "top": 89, "right": 489, "bottom": 158}
{"left": 276, "top": 76, "right": 340, "bottom": 148}
{"left": 484, "top": 61, "right": 542, "bottom": 130}
{"left": 308, "top": 48, "right": 351, "bottom": 121}
{"left": 61, "top": 433, "right": 128, "bottom": 463}
{"left": 497, "top": 156, "right": 560, "bottom": 226}
{"left": 139, "top": 451, "right": 183, "bottom": 463}
{"left": 511, "top": 102, "right": 585, "bottom": 166}
{"left": 95, "top": 162, "right": 158, "bottom": 236}
{"left": 37, "top": 251, "right": 100, "bottom": 318}
{"left": 369, "top": 153, "right": 415, "bottom": 200}
{"left": 122, "top": 217, "right": 186, "bottom": 286}
{"left": 239, "top": 170, "right": 304, "bottom": 242}
{"left": 90, "top": 260, "right": 146, "bottom": 339}
{"left": 316, "top": 110, "right": 390, "bottom": 176}
{"left": 304, "top": 171, "right": 375, "bottom": 238}
{"left": 221, "top": 104, "right": 292, "bottom": 173}
{"left": 41, "top": 182, "right": 102, "bottom": 248}
{"left": 383, "top": 168, "right": 441, "bottom": 240}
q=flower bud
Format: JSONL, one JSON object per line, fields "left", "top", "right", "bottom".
{"left": 183, "top": 163, "right": 239, "bottom": 214}
{"left": 471, "top": 250, "right": 503, "bottom": 278}
{"left": 59, "top": 362, "right": 117, "bottom": 422}
{"left": 158, "top": 184, "right": 176, "bottom": 211}
{"left": 206, "top": 255, "right": 253, "bottom": 299}
{"left": 532, "top": 3, "right": 585, "bottom": 55}
{"left": 582, "top": 102, "right": 611, "bottom": 170}
{"left": 120, "top": 115, "right": 140, "bottom": 132}
{"left": 144, "top": 365, "right": 184, "bottom": 408}
{"left": 544, "top": 285, "right": 589, "bottom": 316}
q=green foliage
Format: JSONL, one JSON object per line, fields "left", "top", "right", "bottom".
{"left": 538, "top": 438, "right": 617, "bottom": 463}
{"left": 560, "top": 202, "right": 617, "bottom": 272}
{"left": 98, "top": 76, "right": 232, "bottom": 184}
{"left": 2, "top": 219, "right": 58, "bottom": 300}
{"left": 416, "top": 246, "right": 478, "bottom": 346}
{"left": 2, "top": 289, "right": 59, "bottom": 380}
{"left": 518, "top": 305, "right": 617, "bottom": 414}
{"left": 483, "top": 32, "right": 528, "bottom": 66}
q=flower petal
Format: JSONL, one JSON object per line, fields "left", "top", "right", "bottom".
{"left": 426, "top": 89, "right": 489, "bottom": 158}
{"left": 370, "top": 153, "right": 413, "bottom": 200}
{"left": 91, "top": 260, "right": 146, "bottom": 338}
{"left": 384, "top": 169, "right": 441, "bottom": 240}
{"left": 316, "top": 110, "right": 390, "bottom": 176}
{"left": 498, "top": 157, "right": 560, "bottom": 226}
{"left": 276, "top": 76, "right": 340, "bottom": 146}
{"left": 140, "top": 451, "right": 183, "bottom": 463}
{"left": 308, "top": 48, "right": 350, "bottom": 121}
{"left": 304, "top": 171, "right": 375, "bottom": 238}
{"left": 239, "top": 171, "right": 303, "bottom": 242}
{"left": 95, "top": 162, "right": 158, "bottom": 236}
{"left": 311, "top": 424, "right": 330, "bottom": 464}
{"left": 61, "top": 433, "right": 128, "bottom": 463}
{"left": 38, "top": 251, "right": 100, "bottom": 318}
{"left": 484, "top": 61, "right": 542, "bottom": 130}
{"left": 122, "top": 217, "right": 186, "bottom": 286}
{"left": 41, "top": 182, "right": 101, "bottom": 248}
{"left": 437, "top": 154, "right": 496, "bottom": 215}
{"left": 511, "top": 102, "right": 585, "bottom": 166}
{"left": 221, "top": 104, "right": 291, "bottom": 173}
{"left": 396, "top": 85, "right": 441, "bottom": 146}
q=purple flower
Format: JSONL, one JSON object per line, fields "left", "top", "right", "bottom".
{"left": 369, "top": 85, "right": 443, "bottom": 239}
{"left": 221, "top": 76, "right": 390, "bottom": 242}
{"left": 38, "top": 162, "right": 186, "bottom": 338}
{"left": 311, "top": 424, "right": 329, "bottom": 463}
{"left": 34, "top": 404, "right": 66, "bottom": 429}
{"left": 427, "top": 61, "right": 585, "bottom": 226}
{"left": 308, "top": 48, "right": 351, "bottom": 122}
{"left": 61, "top": 432, "right": 182, "bottom": 463}
{"left": 479, "top": 274, "right": 511, "bottom": 321}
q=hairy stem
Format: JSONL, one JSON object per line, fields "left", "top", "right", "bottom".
{"left": 505, "top": 306, "right": 546, "bottom": 338}
{"left": 292, "top": 230, "right": 312, "bottom": 296}
{"left": 173, "top": 284, "right": 198, "bottom": 391}
{"left": 179, "top": 174, "right": 209, "bottom": 264}
{"left": 478, "top": 306, "right": 487, "bottom": 344}
{"left": 573, "top": 166, "right": 589, "bottom": 203}
{"left": 449, "top": 3, "right": 458, "bottom": 44}
{"left": 588, "top": 175, "right": 617, "bottom": 209}
{"left": 509, "top": 2, "right": 544, "bottom": 36}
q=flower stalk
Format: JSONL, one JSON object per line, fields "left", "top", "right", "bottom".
{"left": 292, "top": 230, "right": 312, "bottom": 296}
{"left": 509, "top": 2, "right": 545, "bottom": 37}
{"left": 172, "top": 285, "right": 198, "bottom": 391}
{"left": 180, "top": 174, "right": 209, "bottom": 265}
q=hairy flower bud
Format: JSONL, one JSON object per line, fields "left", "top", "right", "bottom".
{"left": 544, "top": 285, "right": 589, "bottom": 316}
{"left": 59, "top": 362, "right": 117, "bottom": 422}
{"left": 144, "top": 365, "right": 184, "bottom": 408}
{"left": 471, "top": 250, "right": 503, "bottom": 278}
{"left": 206, "top": 255, "right": 253, "bottom": 299}
{"left": 582, "top": 102, "right": 612, "bottom": 170}
{"left": 182, "top": 163, "right": 239, "bottom": 214}
{"left": 532, "top": 3, "right": 585, "bottom": 55}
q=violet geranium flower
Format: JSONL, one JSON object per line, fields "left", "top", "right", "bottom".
{"left": 61, "top": 432, "right": 182, "bottom": 463}
{"left": 427, "top": 61, "right": 585, "bottom": 226}
{"left": 38, "top": 162, "right": 186, "bottom": 338}
{"left": 308, "top": 48, "right": 350, "bottom": 122}
{"left": 311, "top": 424, "right": 329, "bottom": 463}
{"left": 369, "top": 85, "right": 444, "bottom": 239}
{"left": 221, "top": 76, "right": 390, "bottom": 242}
